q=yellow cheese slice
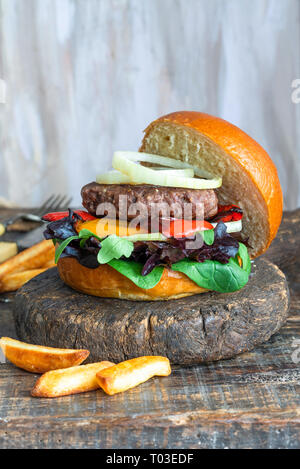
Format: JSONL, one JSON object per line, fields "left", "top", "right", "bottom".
{"left": 76, "top": 219, "right": 148, "bottom": 238}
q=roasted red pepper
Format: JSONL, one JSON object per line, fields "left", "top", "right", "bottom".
{"left": 42, "top": 210, "right": 97, "bottom": 222}
{"left": 209, "top": 204, "right": 243, "bottom": 223}
{"left": 162, "top": 219, "right": 214, "bottom": 238}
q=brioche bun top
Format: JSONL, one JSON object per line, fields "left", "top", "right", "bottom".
{"left": 140, "top": 111, "right": 283, "bottom": 257}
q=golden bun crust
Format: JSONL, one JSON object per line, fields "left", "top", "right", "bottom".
{"left": 140, "top": 111, "right": 283, "bottom": 257}
{"left": 57, "top": 257, "right": 207, "bottom": 301}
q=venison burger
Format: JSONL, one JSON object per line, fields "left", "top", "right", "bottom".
{"left": 43, "top": 111, "right": 283, "bottom": 300}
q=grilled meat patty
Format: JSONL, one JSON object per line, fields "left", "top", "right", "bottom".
{"left": 81, "top": 183, "right": 218, "bottom": 220}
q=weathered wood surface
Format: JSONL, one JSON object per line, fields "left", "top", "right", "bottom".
{"left": 0, "top": 209, "right": 299, "bottom": 449}
{"left": 14, "top": 258, "right": 289, "bottom": 365}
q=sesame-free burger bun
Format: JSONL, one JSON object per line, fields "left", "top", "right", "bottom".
{"left": 140, "top": 111, "right": 283, "bottom": 257}
{"left": 57, "top": 257, "right": 207, "bottom": 301}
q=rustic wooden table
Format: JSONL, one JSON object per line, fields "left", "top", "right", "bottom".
{"left": 0, "top": 209, "right": 299, "bottom": 449}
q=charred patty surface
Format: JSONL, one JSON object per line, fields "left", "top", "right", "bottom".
{"left": 81, "top": 183, "right": 218, "bottom": 220}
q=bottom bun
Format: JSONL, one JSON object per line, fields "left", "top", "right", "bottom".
{"left": 57, "top": 257, "right": 208, "bottom": 301}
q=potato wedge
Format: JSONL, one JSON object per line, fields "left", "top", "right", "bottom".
{"left": 0, "top": 242, "right": 18, "bottom": 263}
{"left": 96, "top": 356, "right": 171, "bottom": 395}
{"left": 43, "top": 259, "right": 56, "bottom": 268}
{"left": 0, "top": 267, "right": 49, "bottom": 292}
{"left": 32, "top": 361, "right": 115, "bottom": 397}
{"left": 0, "top": 239, "right": 55, "bottom": 280}
{"left": 0, "top": 337, "right": 90, "bottom": 373}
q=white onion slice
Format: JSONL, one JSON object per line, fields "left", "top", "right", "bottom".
{"left": 112, "top": 151, "right": 222, "bottom": 189}
{"left": 96, "top": 170, "right": 131, "bottom": 184}
{"left": 123, "top": 232, "right": 167, "bottom": 242}
{"left": 212, "top": 219, "right": 242, "bottom": 233}
{"left": 149, "top": 167, "right": 194, "bottom": 177}
{"left": 96, "top": 167, "right": 194, "bottom": 184}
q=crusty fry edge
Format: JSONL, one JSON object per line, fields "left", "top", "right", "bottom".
{"left": 0, "top": 268, "right": 49, "bottom": 293}
{"left": 0, "top": 239, "right": 55, "bottom": 280}
{"left": 0, "top": 337, "right": 90, "bottom": 373}
{"left": 32, "top": 361, "right": 115, "bottom": 398}
{"left": 96, "top": 356, "right": 171, "bottom": 395}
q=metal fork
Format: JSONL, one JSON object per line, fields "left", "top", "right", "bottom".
{"left": 0, "top": 194, "right": 73, "bottom": 234}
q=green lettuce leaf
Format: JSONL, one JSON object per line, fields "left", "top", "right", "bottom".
{"left": 55, "top": 236, "right": 79, "bottom": 264}
{"left": 78, "top": 228, "right": 101, "bottom": 240}
{"left": 171, "top": 257, "right": 249, "bottom": 292}
{"left": 97, "top": 235, "right": 134, "bottom": 264}
{"left": 199, "top": 228, "right": 214, "bottom": 245}
{"left": 78, "top": 229, "right": 101, "bottom": 248}
{"left": 108, "top": 259, "right": 164, "bottom": 289}
{"left": 237, "top": 242, "right": 251, "bottom": 274}
{"left": 55, "top": 229, "right": 100, "bottom": 263}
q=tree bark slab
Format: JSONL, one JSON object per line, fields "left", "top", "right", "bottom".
{"left": 13, "top": 258, "right": 289, "bottom": 364}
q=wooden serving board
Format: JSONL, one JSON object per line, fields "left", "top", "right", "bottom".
{"left": 14, "top": 258, "right": 289, "bottom": 364}
{"left": 0, "top": 208, "right": 299, "bottom": 448}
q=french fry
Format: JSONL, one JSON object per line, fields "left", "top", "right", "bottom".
{"left": 0, "top": 337, "right": 90, "bottom": 373}
{"left": 96, "top": 356, "right": 171, "bottom": 395}
{"left": 43, "top": 259, "right": 56, "bottom": 268}
{"left": 32, "top": 361, "right": 115, "bottom": 398}
{"left": 0, "top": 268, "right": 49, "bottom": 292}
{"left": 0, "top": 239, "right": 55, "bottom": 280}
{"left": 0, "top": 242, "right": 18, "bottom": 263}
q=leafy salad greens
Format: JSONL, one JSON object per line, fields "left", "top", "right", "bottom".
{"left": 46, "top": 213, "right": 251, "bottom": 293}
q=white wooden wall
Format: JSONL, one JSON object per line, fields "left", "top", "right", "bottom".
{"left": 0, "top": 0, "right": 299, "bottom": 208}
